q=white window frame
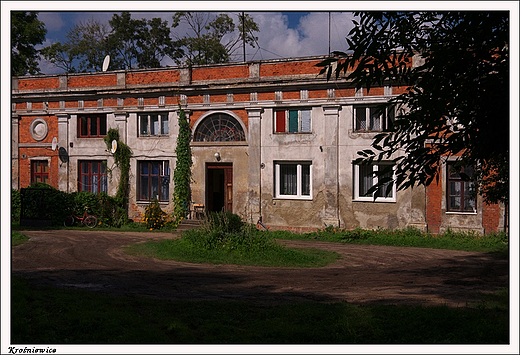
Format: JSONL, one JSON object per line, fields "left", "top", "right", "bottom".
{"left": 354, "top": 105, "right": 394, "bottom": 132}
{"left": 274, "top": 161, "right": 312, "bottom": 200}
{"left": 138, "top": 112, "right": 169, "bottom": 136}
{"left": 274, "top": 108, "right": 312, "bottom": 134}
{"left": 353, "top": 163, "right": 396, "bottom": 202}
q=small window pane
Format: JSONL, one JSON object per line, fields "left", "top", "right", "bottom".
{"left": 356, "top": 107, "right": 367, "bottom": 130}
{"left": 359, "top": 165, "right": 373, "bottom": 196}
{"left": 288, "top": 110, "right": 299, "bottom": 132}
{"left": 301, "top": 110, "right": 311, "bottom": 133}
{"left": 370, "top": 107, "right": 381, "bottom": 131}
{"left": 80, "top": 116, "right": 88, "bottom": 136}
{"left": 90, "top": 117, "right": 98, "bottom": 136}
{"left": 275, "top": 111, "right": 286, "bottom": 133}
{"left": 450, "top": 181, "right": 461, "bottom": 196}
{"left": 161, "top": 115, "right": 169, "bottom": 134}
{"left": 449, "top": 196, "right": 461, "bottom": 210}
{"left": 280, "top": 164, "right": 297, "bottom": 195}
{"left": 140, "top": 176, "right": 149, "bottom": 200}
{"left": 302, "top": 164, "right": 310, "bottom": 196}
{"left": 99, "top": 116, "right": 107, "bottom": 135}
{"left": 151, "top": 115, "right": 159, "bottom": 135}
{"left": 140, "top": 115, "right": 148, "bottom": 135}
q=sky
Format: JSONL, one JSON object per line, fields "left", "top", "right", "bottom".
{"left": 34, "top": 10, "right": 356, "bottom": 74}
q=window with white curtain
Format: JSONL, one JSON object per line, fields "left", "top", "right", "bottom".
{"left": 353, "top": 162, "right": 395, "bottom": 202}
{"left": 139, "top": 113, "right": 169, "bottom": 136}
{"left": 275, "top": 162, "right": 312, "bottom": 199}
{"left": 354, "top": 105, "right": 394, "bottom": 132}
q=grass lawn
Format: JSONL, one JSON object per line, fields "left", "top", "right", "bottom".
{"left": 11, "top": 275, "right": 509, "bottom": 344}
{"left": 10, "top": 227, "right": 510, "bottom": 344}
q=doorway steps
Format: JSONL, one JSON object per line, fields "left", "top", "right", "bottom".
{"left": 176, "top": 218, "right": 203, "bottom": 231}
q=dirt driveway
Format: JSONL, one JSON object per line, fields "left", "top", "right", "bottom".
{"left": 12, "top": 229, "right": 508, "bottom": 306}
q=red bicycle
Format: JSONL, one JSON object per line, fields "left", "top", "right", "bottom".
{"left": 64, "top": 206, "right": 98, "bottom": 228}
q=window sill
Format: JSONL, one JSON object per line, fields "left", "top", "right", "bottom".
{"left": 353, "top": 198, "right": 396, "bottom": 203}
{"left": 274, "top": 132, "right": 313, "bottom": 135}
{"left": 138, "top": 134, "right": 170, "bottom": 138}
{"left": 273, "top": 196, "right": 313, "bottom": 201}
{"left": 446, "top": 211, "right": 477, "bottom": 215}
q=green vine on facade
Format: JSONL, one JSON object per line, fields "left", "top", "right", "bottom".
{"left": 104, "top": 128, "right": 132, "bottom": 222}
{"left": 173, "top": 105, "right": 193, "bottom": 224}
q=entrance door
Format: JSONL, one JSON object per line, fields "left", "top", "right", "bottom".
{"left": 206, "top": 163, "right": 233, "bottom": 212}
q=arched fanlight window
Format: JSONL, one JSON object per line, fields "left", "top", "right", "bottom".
{"left": 194, "top": 113, "right": 246, "bottom": 142}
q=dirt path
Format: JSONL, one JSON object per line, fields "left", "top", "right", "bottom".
{"left": 12, "top": 229, "right": 508, "bottom": 306}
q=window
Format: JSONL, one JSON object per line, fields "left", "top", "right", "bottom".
{"left": 354, "top": 105, "right": 394, "bottom": 132}
{"left": 354, "top": 163, "right": 395, "bottom": 202}
{"left": 447, "top": 163, "right": 475, "bottom": 212}
{"left": 274, "top": 162, "right": 312, "bottom": 199}
{"left": 31, "top": 160, "right": 49, "bottom": 184}
{"left": 274, "top": 109, "right": 311, "bottom": 133}
{"left": 139, "top": 113, "right": 169, "bottom": 136}
{"left": 78, "top": 161, "right": 107, "bottom": 194}
{"left": 78, "top": 114, "right": 107, "bottom": 137}
{"left": 138, "top": 161, "right": 170, "bottom": 202}
{"left": 194, "top": 113, "right": 246, "bottom": 142}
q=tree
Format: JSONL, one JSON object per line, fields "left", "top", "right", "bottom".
{"left": 318, "top": 12, "right": 509, "bottom": 205}
{"left": 135, "top": 17, "right": 180, "bottom": 69}
{"left": 171, "top": 12, "right": 259, "bottom": 65}
{"left": 11, "top": 12, "right": 47, "bottom": 76}
{"left": 41, "top": 19, "right": 112, "bottom": 73}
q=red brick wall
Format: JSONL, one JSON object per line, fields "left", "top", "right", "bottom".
{"left": 68, "top": 74, "right": 117, "bottom": 88}
{"left": 482, "top": 202, "right": 502, "bottom": 234}
{"left": 18, "top": 77, "right": 60, "bottom": 90}
{"left": 18, "top": 148, "right": 59, "bottom": 189}
{"left": 192, "top": 65, "right": 248, "bottom": 81}
{"left": 426, "top": 177, "right": 442, "bottom": 234}
{"left": 18, "top": 115, "right": 58, "bottom": 144}
{"left": 260, "top": 60, "right": 321, "bottom": 77}
{"left": 126, "top": 70, "right": 180, "bottom": 85}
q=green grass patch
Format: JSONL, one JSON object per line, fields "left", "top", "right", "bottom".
{"left": 124, "top": 237, "right": 339, "bottom": 267}
{"left": 125, "top": 211, "right": 340, "bottom": 267}
{"left": 11, "top": 275, "right": 509, "bottom": 344}
{"left": 270, "top": 227, "right": 508, "bottom": 256}
{"left": 12, "top": 231, "right": 30, "bottom": 246}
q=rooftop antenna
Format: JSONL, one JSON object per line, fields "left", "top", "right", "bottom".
{"left": 102, "top": 55, "right": 110, "bottom": 72}
{"left": 328, "top": 12, "right": 331, "bottom": 56}
{"left": 242, "top": 12, "right": 246, "bottom": 62}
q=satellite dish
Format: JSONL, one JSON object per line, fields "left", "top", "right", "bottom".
{"left": 110, "top": 139, "right": 118, "bottom": 154}
{"left": 102, "top": 55, "right": 110, "bottom": 72}
{"left": 51, "top": 137, "right": 57, "bottom": 151}
{"left": 58, "top": 147, "right": 69, "bottom": 163}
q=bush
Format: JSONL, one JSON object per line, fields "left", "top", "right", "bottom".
{"left": 143, "top": 199, "right": 167, "bottom": 230}
{"left": 17, "top": 183, "right": 74, "bottom": 226}
{"left": 181, "top": 211, "right": 279, "bottom": 253}
{"left": 205, "top": 211, "right": 244, "bottom": 234}
{"left": 12, "top": 189, "right": 21, "bottom": 224}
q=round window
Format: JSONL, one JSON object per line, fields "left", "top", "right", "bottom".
{"left": 29, "top": 118, "right": 49, "bottom": 141}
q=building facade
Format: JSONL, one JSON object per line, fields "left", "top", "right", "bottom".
{"left": 11, "top": 55, "right": 505, "bottom": 233}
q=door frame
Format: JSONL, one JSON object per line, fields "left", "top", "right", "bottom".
{"left": 206, "top": 163, "right": 233, "bottom": 212}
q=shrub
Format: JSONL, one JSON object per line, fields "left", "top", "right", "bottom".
{"left": 181, "top": 211, "right": 279, "bottom": 253}
{"left": 12, "top": 189, "right": 21, "bottom": 224}
{"left": 205, "top": 211, "right": 244, "bottom": 234}
{"left": 143, "top": 199, "right": 167, "bottom": 230}
{"left": 18, "top": 183, "right": 74, "bottom": 226}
